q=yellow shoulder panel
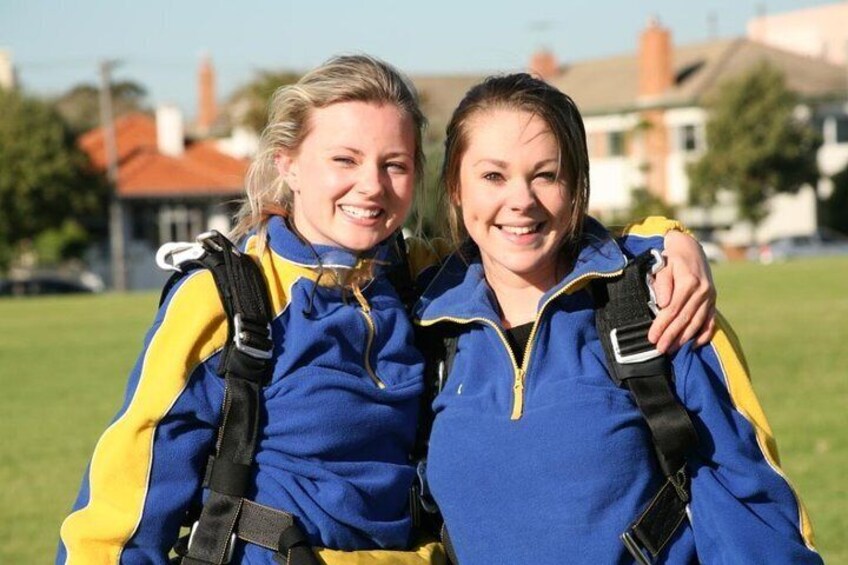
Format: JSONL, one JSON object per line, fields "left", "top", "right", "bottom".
{"left": 60, "top": 270, "right": 227, "bottom": 564}
{"left": 615, "top": 216, "right": 686, "bottom": 238}
{"left": 710, "top": 313, "right": 816, "bottom": 549}
{"left": 405, "top": 237, "right": 455, "bottom": 278}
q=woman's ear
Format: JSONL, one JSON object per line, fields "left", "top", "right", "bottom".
{"left": 275, "top": 150, "right": 299, "bottom": 193}
{"left": 450, "top": 187, "right": 461, "bottom": 207}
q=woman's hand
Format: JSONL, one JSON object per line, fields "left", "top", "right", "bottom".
{"left": 648, "top": 230, "right": 717, "bottom": 353}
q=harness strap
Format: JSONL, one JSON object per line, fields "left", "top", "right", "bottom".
{"left": 440, "top": 523, "right": 459, "bottom": 565}
{"left": 387, "top": 230, "right": 417, "bottom": 314}
{"left": 592, "top": 250, "right": 699, "bottom": 562}
{"left": 156, "top": 231, "right": 316, "bottom": 564}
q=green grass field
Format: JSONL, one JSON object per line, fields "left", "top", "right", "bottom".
{"left": 1, "top": 257, "right": 846, "bottom": 563}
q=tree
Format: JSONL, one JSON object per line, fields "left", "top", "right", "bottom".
{"left": 688, "top": 62, "right": 820, "bottom": 233}
{"left": 0, "top": 89, "right": 108, "bottom": 271}
{"left": 229, "top": 70, "right": 300, "bottom": 133}
{"left": 822, "top": 166, "right": 848, "bottom": 235}
{"left": 405, "top": 141, "right": 449, "bottom": 239}
{"left": 54, "top": 80, "right": 148, "bottom": 134}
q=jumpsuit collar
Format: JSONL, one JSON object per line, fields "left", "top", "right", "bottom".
{"left": 265, "top": 215, "right": 399, "bottom": 286}
{"left": 414, "top": 217, "right": 627, "bottom": 324}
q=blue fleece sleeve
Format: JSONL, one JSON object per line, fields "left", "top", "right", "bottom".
{"left": 672, "top": 315, "right": 821, "bottom": 563}
{"left": 57, "top": 271, "right": 226, "bottom": 565}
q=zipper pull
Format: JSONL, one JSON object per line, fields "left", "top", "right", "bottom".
{"left": 510, "top": 368, "right": 525, "bottom": 420}
{"left": 351, "top": 283, "right": 370, "bottom": 313}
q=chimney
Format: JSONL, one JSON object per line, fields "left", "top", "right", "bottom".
{"left": 0, "top": 48, "right": 17, "bottom": 90}
{"left": 639, "top": 17, "right": 673, "bottom": 98}
{"left": 197, "top": 54, "right": 217, "bottom": 135}
{"left": 156, "top": 104, "right": 185, "bottom": 157}
{"left": 529, "top": 49, "right": 558, "bottom": 82}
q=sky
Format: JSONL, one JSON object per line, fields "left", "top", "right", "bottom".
{"left": 0, "top": 0, "right": 837, "bottom": 118}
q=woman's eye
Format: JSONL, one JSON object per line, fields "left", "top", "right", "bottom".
{"left": 333, "top": 156, "right": 356, "bottom": 166}
{"left": 386, "top": 161, "right": 409, "bottom": 173}
{"left": 483, "top": 172, "right": 504, "bottom": 182}
{"left": 535, "top": 171, "right": 557, "bottom": 182}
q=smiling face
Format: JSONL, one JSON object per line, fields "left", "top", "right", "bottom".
{"left": 276, "top": 101, "right": 417, "bottom": 252}
{"left": 458, "top": 108, "right": 572, "bottom": 287}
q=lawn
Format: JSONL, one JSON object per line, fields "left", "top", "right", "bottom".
{"left": 1, "top": 257, "right": 846, "bottom": 563}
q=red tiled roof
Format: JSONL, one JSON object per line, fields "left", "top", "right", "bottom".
{"left": 79, "top": 113, "right": 248, "bottom": 198}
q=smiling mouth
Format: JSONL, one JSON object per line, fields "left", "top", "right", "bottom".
{"left": 340, "top": 204, "right": 384, "bottom": 220}
{"left": 498, "top": 223, "right": 542, "bottom": 235}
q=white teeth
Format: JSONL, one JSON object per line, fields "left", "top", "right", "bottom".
{"left": 341, "top": 205, "right": 381, "bottom": 219}
{"left": 501, "top": 224, "right": 538, "bottom": 235}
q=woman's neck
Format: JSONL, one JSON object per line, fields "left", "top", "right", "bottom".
{"left": 481, "top": 256, "right": 566, "bottom": 329}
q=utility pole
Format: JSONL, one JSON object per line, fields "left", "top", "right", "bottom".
{"left": 99, "top": 59, "right": 127, "bottom": 291}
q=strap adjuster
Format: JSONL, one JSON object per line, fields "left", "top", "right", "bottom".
{"left": 621, "top": 530, "right": 653, "bottom": 565}
{"left": 188, "top": 520, "right": 237, "bottom": 564}
{"left": 234, "top": 314, "right": 273, "bottom": 360}
{"left": 610, "top": 325, "right": 662, "bottom": 365}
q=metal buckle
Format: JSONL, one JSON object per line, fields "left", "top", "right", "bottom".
{"left": 621, "top": 530, "right": 653, "bottom": 565}
{"left": 197, "top": 230, "right": 242, "bottom": 256}
{"left": 155, "top": 241, "right": 206, "bottom": 273}
{"left": 610, "top": 328, "right": 662, "bottom": 365}
{"left": 188, "top": 520, "right": 237, "bottom": 564}
{"left": 233, "top": 313, "right": 273, "bottom": 360}
{"left": 196, "top": 230, "right": 224, "bottom": 252}
{"left": 645, "top": 248, "right": 665, "bottom": 316}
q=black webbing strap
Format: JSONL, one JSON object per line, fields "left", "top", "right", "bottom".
{"left": 409, "top": 326, "right": 460, "bottom": 563}
{"left": 164, "top": 231, "right": 311, "bottom": 565}
{"left": 592, "top": 251, "right": 699, "bottom": 562}
{"left": 387, "top": 230, "right": 417, "bottom": 314}
{"left": 212, "top": 500, "right": 319, "bottom": 565}
{"left": 440, "top": 523, "right": 459, "bottom": 565}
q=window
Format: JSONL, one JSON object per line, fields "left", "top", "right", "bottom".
{"left": 678, "top": 124, "right": 700, "bottom": 152}
{"left": 836, "top": 117, "right": 848, "bottom": 144}
{"left": 159, "top": 204, "right": 205, "bottom": 245}
{"left": 608, "top": 131, "right": 625, "bottom": 157}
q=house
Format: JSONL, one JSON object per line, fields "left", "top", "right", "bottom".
{"left": 412, "top": 16, "right": 848, "bottom": 245}
{"left": 80, "top": 106, "right": 248, "bottom": 289}
{"left": 748, "top": 2, "right": 848, "bottom": 65}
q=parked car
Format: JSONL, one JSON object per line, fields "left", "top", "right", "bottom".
{"left": 749, "top": 229, "right": 848, "bottom": 263}
{"left": 0, "top": 273, "right": 101, "bottom": 297}
{"left": 690, "top": 229, "right": 728, "bottom": 263}
{"left": 700, "top": 240, "right": 727, "bottom": 263}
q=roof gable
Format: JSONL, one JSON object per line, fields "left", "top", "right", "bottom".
{"left": 79, "top": 113, "right": 248, "bottom": 198}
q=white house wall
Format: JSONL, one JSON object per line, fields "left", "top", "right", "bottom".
{"left": 590, "top": 157, "right": 639, "bottom": 210}
{"left": 585, "top": 113, "right": 640, "bottom": 211}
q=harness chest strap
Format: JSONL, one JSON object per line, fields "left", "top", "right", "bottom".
{"left": 159, "top": 231, "right": 319, "bottom": 565}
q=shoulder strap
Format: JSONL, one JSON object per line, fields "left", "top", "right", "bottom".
{"left": 409, "top": 324, "right": 459, "bottom": 562}
{"left": 386, "top": 230, "right": 418, "bottom": 314}
{"left": 592, "top": 250, "right": 699, "bottom": 563}
{"left": 158, "top": 231, "right": 317, "bottom": 565}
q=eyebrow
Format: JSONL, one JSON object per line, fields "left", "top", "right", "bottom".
{"left": 330, "top": 147, "right": 413, "bottom": 159}
{"left": 472, "top": 158, "right": 509, "bottom": 168}
{"left": 472, "top": 158, "right": 558, "bottom": 169}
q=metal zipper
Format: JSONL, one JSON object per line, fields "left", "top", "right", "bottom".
{"left": 352, "top": 284, "right": 387, "bottom": 389}
{"left": 418, "top": 268, "right": 624, "bottom": 420}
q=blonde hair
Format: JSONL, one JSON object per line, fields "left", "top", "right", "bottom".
{"left": 231, "top": 54, "right": 427, "bottom": 248}
{"left": 440, "top": 73, "right": 590, "bottom": 250}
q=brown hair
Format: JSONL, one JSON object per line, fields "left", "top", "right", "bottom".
{"left": 231, "top": 54, "right": 427, "bottom": 249}
{"left": 440, "top": 73, "right": 590, "bottom": 249}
